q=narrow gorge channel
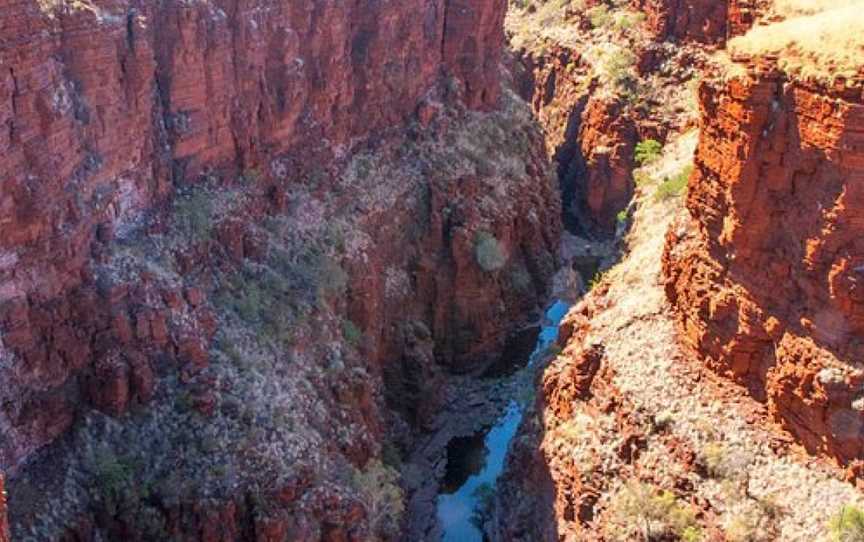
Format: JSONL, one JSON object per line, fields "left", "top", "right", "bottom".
{"left": 436, "top": 300, "right": 570, "bottom": 541}
{"left": 3, "top": 1, "right": 863, "bottom": 541}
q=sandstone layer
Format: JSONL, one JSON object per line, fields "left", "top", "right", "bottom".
{"left": 631, "top": 0, "right": 727, "bottom": 43}
{"left": 663, "top": 63, "right": 864, "bottom": 470}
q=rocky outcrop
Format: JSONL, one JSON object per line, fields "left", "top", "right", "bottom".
{"left": 631, "top": 0, "right": 769, "bottom": 43}
{"left": 506, "top": 0, "right": 713, "bottom": 236}
{"left": 631, "top": 0, "right": 728, "bottom": 44}
{"left": 568, "top": 98, "right": 637, "bottom": 235}
{"left": 511, "top": 44, "right": 638, "bottom": 235}
{"left": 0, "top": 95, "right": 559, "bottom": 541}
{"left": 663, "top": 62, "right": 864, "bottom": 470}
{"left": 0, "top": 0, "right": 510, "bottom": 473}
{"left": 493, "top": 293, "right": 639, "bottom": 542}
{"left": 727, "top": 0, "right": 769, "bottom": 37}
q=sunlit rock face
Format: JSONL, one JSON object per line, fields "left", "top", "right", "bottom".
{"left": 663, "top": 63, "right": 864, "bottom": 468}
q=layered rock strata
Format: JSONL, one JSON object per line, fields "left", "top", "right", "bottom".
{"left": 0, "top": 0, "right": 507, "bottom": 472}
{"left": 0, "top": 0, "right": 567, "bottom": 539}
{"left": 631, "top": 0, "right": 728, "bottom": 43}
{"left": 663, "top": 63, "right": 864, "bottom": 470}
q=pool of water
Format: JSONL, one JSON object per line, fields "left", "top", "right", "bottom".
{"left": 436, "top": 300, "right": 570, "bottom": 541}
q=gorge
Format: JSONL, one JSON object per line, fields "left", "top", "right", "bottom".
{"left": 1, "top": 0, "right": 863, "bottom": 541}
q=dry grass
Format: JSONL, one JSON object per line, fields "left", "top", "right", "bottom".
{"left": 506, "top": 0, "right": 586, "bottom": 52}
{"left": 728, "top": 2, "right": 864, "bottom": 81}
{"left": 771, "top": 0, "right": 861, "bottom": 17}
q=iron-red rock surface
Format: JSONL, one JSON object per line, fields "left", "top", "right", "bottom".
{"left": 663, "top": 64, "right": 864, "bottom": 469}
{"left": 631, "top": 0, "right": 728, "bottom": 43}
{"left": 0, "top": 0, "right": 510, "bottom": 472}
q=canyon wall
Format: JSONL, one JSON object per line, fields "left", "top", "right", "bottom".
{"left": 0, "top": 0, "right": 510, "bottom": 473}
{"left": 663, "top": 63, "right": 864, "bottom": 469}
{"left": 513, "top": 45, "right": 637, "bottom": 235}
{"left": 508, "top": 0, "right": 728, "bottom": 235}
{"left": 0, "top": 0, "right": 567, "bottom": 539}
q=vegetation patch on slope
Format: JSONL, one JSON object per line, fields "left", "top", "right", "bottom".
{"left": 727, "top": 2, "right": 864, "bottom": 81}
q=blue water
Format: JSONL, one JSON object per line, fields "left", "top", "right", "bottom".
{"left": 437, "top": 300, "right": 570, "bottom": 541}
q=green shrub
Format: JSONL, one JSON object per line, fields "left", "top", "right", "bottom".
{"left": 723, "top": 502, "right": 777, "bottom": 542}
{"left": 607, "top": 482, "right": 700, "bottom": 541}
{"left": 633, "top": 170, "right": 652, "bottom": 186}
{"left": 342, "top": 319, "right": 363, "bottom": 345}
{"left": 614, "top": 11, "right": 646, "bottom": 30}
{"left": 317, "top": 257, "right": 349, "bottom": 298}
{"left": 616, "top": 209, "right": 628, "bottom": 225}
{"left": 241, "top": 167, "right": 262, "bottom": 184}
{"left": 91, "top": 450, "right": 142, "bottom": 515}
{"left": 681, "top": 526, "right": 704, "bottom": 542}
{"left": 474, "top": 231, "right": 507, "bottom": 272}
{"left": 95, "top": 451, "right": 133, "bottom": 500}
{"left": 655, "top": 165, "right": 693, "bottom": 201}
{"left": 634, "top": 139, "right": 663, "bottom": 165}
{"left": 509, "top": 265, "right": 534, "bottom": 293}
{"left": 596, "top": 47, "right": 639, "bottom": 100}
{"left": 353, "top": 460, "right": 404, "bottom": 538}
{"left": 382, "top": 442, "right": 403, "bottom": 469}
{"left": 587, "top": 4, "right": 612, "bottom": 28}
{"left": 221, "top": 341, "right": 244, "bottom": 366}
{"left": 235, "top": 281, "right": 264, "bottom": 323}
{"left": 588, "top": 271, "right": 606, "bottom": 290}
{"left": 829, "top": 505, "right": 864, "bottom": 542}
{"left": 173, "top": 191, "right": 213, "bottom": 241}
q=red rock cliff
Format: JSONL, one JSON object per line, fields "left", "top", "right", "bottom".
{"left": 0, "top": 0, "right": 508, "bottom": 472}
{"left": 663, "top": 63, "right": 864, "bottom": 470}
{"left": 631, "top": 0, "right": 728, "bottom": 43}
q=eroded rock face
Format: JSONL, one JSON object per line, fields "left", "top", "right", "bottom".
{"left": 493, "top": 295, "right": 628, "bottom": 542}
{"left": 0, "top": 0, "right": 509, "bottom": 472}
{"left": 0, "top": 0, "right": 564, "bottom": 537}
{"left": 631, "top": 0, "right": 728, "bottom": 43}
{"left": 570, "top": 98, "right": 637, "bottom": 235}
{"left": 512, "top": 45, "right": 637, "bottom": 235}
{"left": 727, "top": 0, "right": 771, "bottom": 37}
{"left": 506, "top": 0, "right": 713, "bottom": 237}
{"left": 663, "top": 65, "right": 864, "bottom": 468}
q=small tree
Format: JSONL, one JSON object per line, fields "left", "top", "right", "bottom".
{"left": 353, "top": 460, "right": 404, "bottom": 538}
{"left": 829, "top": 505, "right": 864, "bottom": 542}
{"left": 634, "top": 139, "right": 662, "bottom": 165}
{"left": 342, "top": 319, "right": 363, "bottom": 346}
{"left": 606, "top": 482, "right": 700, "bottom": 541}
{"left": 474, "top": 231, "right": 507, "bottom": 272}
